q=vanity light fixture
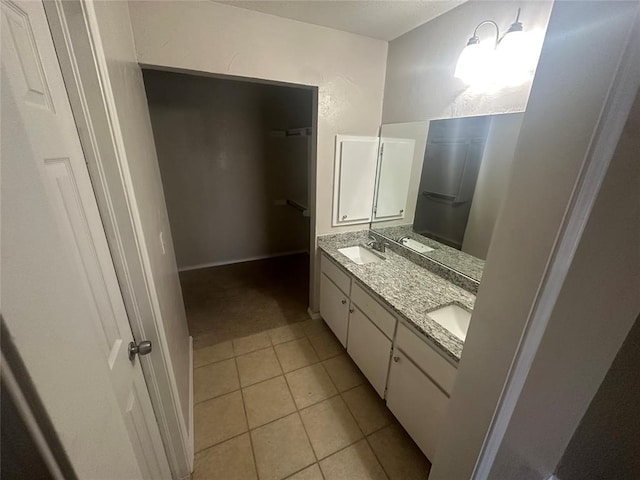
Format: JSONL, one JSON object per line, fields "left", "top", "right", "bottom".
{"left": 454, "top": 8, "right": 527, "bottom": 85}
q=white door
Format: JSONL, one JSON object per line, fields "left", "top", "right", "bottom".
{"left": 373, "top": 138, "right": 415, "bottom": 220}
{"left": 1, "top": 1, "right": 171, "bottom": 478}
{"left": 346, "top": 307, "right": 392, "bottom": 398}
{"left": 386, "top": 349, "right": 449, "bottom": 460}
{"left": 333, "top": 135, "right": 379, "bottom": 226}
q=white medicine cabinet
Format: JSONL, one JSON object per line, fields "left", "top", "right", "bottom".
{"left": 332, "top": 134, "right": 415, "bottom": 226}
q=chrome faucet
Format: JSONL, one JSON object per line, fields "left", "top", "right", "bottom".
{"left": 367, "top": 234, "right": 388, "bottom": 253}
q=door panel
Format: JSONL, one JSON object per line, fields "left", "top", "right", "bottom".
{"left": 319, "top": 274, "right": 350, "bottom": 346}
{"left": 386, "top": 349, "right": 449, "bottom": 460}
{"left": 333, "top": 136, "right": 378, "bottom": 225}
{"left": 374, "top": 138, "right": 415, "bottom": 220}
{"left": 346, "top": 307, "right": 392, "bottom": 397}
{"left": 1, "top": 1, "right": 170, "bottom": 477}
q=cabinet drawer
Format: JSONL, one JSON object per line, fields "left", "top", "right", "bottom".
{"left": 351, "top": 283, "right": 396, "bottom": 339}
{"left": 395, "top": 323, "right": 457, "bottom": 395}
{"left": 321, "top": 253, "right": 351, "bottom": 295}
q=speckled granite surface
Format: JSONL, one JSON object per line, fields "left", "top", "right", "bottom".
{"left": 318, "top": 231, "right": 476, "bottom": 362}
{"left": 371, "top": 224, "right": 485, "bottom": 285}
{"left": 369, "top": 230, "right": 479, "bottom": 295}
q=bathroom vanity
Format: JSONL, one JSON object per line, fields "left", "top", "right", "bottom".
{"left": 317, "top": 230, "right": 476, "bottom": 460}
{"left": 320, "top": 112, "right": 524, "bottom": 459}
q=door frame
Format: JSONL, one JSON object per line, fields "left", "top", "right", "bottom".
{"left": 43, "top": 1, "right": 192, "bottom": 478}
{"left": 136, "top": 63, "right": 320, "bottom": 313}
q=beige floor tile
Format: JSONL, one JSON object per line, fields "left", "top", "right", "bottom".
{"left": 285, "top": 463, "right": 323, "bottom": 480}
{"left": 342, "top": 384, "right": 394, "bottom": 435}
{"left": 194, "top": 340, "right": 234, "bottom": 368}
{"left": 233, "top": 331, "right": 272, "bottom": 356}
{"left": 323, "top": 354, "right": 365, "bottom": 392}
{"left": 194, "top": 391, "right": 247, "bottom": 452}
{"left": 275, "top": 338, "right": 320, "bottom": 373}
{"left": 251, "top": 413, "right": 316, "bottom": 480}
{"left": 193, "top": 433, "right": 257, "bottom": 480}
{"left": 300, "top": 396, "right": 363, "bottom": 459}
{"left": 286, "top": 364, "right": 338, "bottom": 409}
{"left": 308, "top": 330, "right": 344, "bottom": 360}
{"left": 194, "top": 358, "right": 239, "bottom": 403}
{"left": 268, "top": 323, "right": 306, "bottom": 345}
{"left": 301, "top": 318, "right": 329, "bottom": 337}
{"left": 319, "top": 439, "right": 387, "bottom": 480}
{"left": 237, "top": 347, "right": 283, "bottom": 387}
{"left": 367, "top": 423, "right": 430, "bottom": 480}
{"left": 243, "top": 376, "right": 296, "bottom": 429}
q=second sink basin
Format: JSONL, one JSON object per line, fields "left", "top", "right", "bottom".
{"left": 427, "top": 304, "right": 471, "bottom": 341}
{"left": 338, "top": 246, "right": 384, "bottom": 265}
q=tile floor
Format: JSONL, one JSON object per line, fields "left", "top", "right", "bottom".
{"left": 192, "top": 320, "right": 431, "bottom": 480}
{"left": 181, "top": 255, "right": 310, "bottom": 347}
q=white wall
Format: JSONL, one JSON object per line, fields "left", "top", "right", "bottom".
{"left": 127, "top": 0, "right": 387, "bottom": 310}
{"left": 143, "top": 70, "right": 311, "bottom": 270}
{"left": 382, "top": 1, "right": 553, "bottom": 124}
{"left": 462, "top": 113, "right": 524, "bottom": 258}
{"left": 90, "top": 0, "right": 191, "bottom": 429}
{"left": 430, "top": 2, "right": 639, "bottom": 479}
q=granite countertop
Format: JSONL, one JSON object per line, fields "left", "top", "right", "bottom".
{"left": 371, "top": 224, "right": 485, "bottom": 283}
{"left": 318, "top": 231, "right": 476, "bottom": 362}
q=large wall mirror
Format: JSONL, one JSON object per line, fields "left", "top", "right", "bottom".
{"left": 370, "top": 112, "right": 524, "bottom": 281}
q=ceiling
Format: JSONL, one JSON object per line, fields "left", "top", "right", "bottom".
{"left": 215, "top": 1, "right": 467, "bottom": 41}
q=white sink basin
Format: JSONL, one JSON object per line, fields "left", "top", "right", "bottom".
{"left": 427, "top": 304, "right": 471, "bottom": 341}
{"left": 400, "top": 237, "right": 435, "bottom": 254}
{"left": 338, "top": 246, "right": 384, "bottom": 265}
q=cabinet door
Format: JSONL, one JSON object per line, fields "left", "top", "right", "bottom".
{"left": 386, "top": 349, "right": 449, "bottom": 460}
{"left": 373, "top": 138, "right": 415, "bottom": 220}
{"left": 347, "top": 306, "right": 392, "bottom": 398}
{"left": 319, "top": 273, "right": 350, "bottom": 346}
{"left": 333, "top": 135, "right": 379, "bottom": 226}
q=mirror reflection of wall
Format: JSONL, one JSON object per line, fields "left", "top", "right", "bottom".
{"left": 371, "top": 112, "right": 524, "bottom": 263}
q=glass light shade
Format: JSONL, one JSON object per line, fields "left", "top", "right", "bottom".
{"left": 454, "top": 41, "right": 495, "bottom": 85}
{"left": 495, "top": 30, "right": 537, "bottom": 86}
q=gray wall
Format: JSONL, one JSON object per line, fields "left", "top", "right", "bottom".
{"left": 382, "top": 0, "right": 553, "bottom": 124}
{"left": 430, "top": 2, "right": 640, "bottom": 478}
{"left": 556, "top": 312, "right": 640, "bottom": 480}
{"left": 143, "top": 70, "right": 312, "bottom": 270}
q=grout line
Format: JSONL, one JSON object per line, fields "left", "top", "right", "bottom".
{"left": 193, "top": 386, "right": 241, "bottom": 406}
{"left": 193, "top": 429, "right": 249, "bottom": 456}
{"left": 363, "top": 433, "right": 391, "bottom": 480}
{"left": 276, "top": 350, "right": 320, "bottom": 466}
{"left": 234, "top": 354, "right": 260, "bottom": 479}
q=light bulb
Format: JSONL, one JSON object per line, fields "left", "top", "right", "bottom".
{"left": 455, "top": 41, "right": 495, "bottom": 85}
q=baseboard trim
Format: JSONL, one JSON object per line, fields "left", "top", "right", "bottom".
{"left": 187, "top": 336, "right": 194, "bottom": 473}
{"left": 307, "top": 307, "right": 321, "bottom": 320}
{"left": 178, "top": 250, "right": 309, "bottom": 272}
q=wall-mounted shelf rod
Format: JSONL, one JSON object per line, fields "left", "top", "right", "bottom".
{"left": 286, "top": 199, "right": 310, "bottom": 217}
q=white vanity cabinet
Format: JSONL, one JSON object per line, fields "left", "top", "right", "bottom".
{"left": 318, "top": 252, "right": 460, "bottom": 460}
{"left": 386, "top": 323, "right": 457, "bottom": 460}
